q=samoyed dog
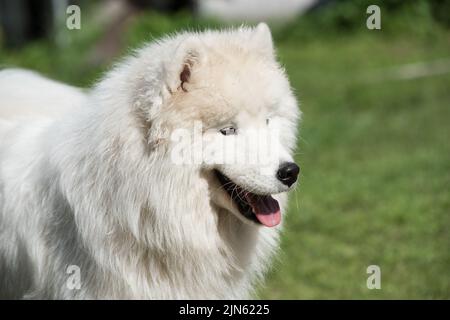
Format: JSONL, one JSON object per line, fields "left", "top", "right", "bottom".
{"left": 0, "top": 23, "right": 300, "bottom": 299}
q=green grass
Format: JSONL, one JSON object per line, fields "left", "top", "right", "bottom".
{"left": 1, "top": 3, "right": 449, "bottom": 299}
{"left": 260, "top": 32, "right": 450, "bottom": 299}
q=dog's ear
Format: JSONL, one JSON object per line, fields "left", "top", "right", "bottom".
{"left": 164, "top": 37, "right": 205, "bottom": 94}
{"left": 251, "top": 22, "right": 274, "bottom": 58}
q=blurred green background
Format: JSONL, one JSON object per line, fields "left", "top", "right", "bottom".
{"left": 1, "top": 0, "right": 449, "bottom": 299}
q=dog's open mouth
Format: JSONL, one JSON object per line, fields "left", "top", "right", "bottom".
{"left": 214, "top": 170, "right": 281, "bottom": 227}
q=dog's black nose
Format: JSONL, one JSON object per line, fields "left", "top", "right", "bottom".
{"left": 277, "top": 162, "right": 300, "bottom": 187}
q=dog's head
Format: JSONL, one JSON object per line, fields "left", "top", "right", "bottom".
{"left": 135, "top": 23, "right": 300, "bottom": 227}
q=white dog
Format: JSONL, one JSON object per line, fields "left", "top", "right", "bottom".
{"left": 0, "top": 23, "right": 300, "bottom": 299}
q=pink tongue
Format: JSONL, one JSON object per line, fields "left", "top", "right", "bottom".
{"left": 245, "top": 194, "right": 281, "bottom": 227}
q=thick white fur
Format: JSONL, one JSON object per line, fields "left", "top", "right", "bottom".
{"left": 0, "top": 24, "right": 299, "bottom": 299}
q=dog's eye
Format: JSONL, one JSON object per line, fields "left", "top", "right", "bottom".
{"left": 220, "top": 126, "right": 237, "bottom": 136}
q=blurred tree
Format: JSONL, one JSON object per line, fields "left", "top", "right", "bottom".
{"left": 86, "top": 0, "right": 195, "bottom": 67}
{"left": 429, "top": 0, "right": 450, "bottom": 26}
{"left": 0, "top": 0, "right": 53, "bottom": 48}
{"left": 129, "top": 0, "right": 195, "bottom": 12}
{"left": 0, "top": 0, "right": 195, "bottom": 49}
